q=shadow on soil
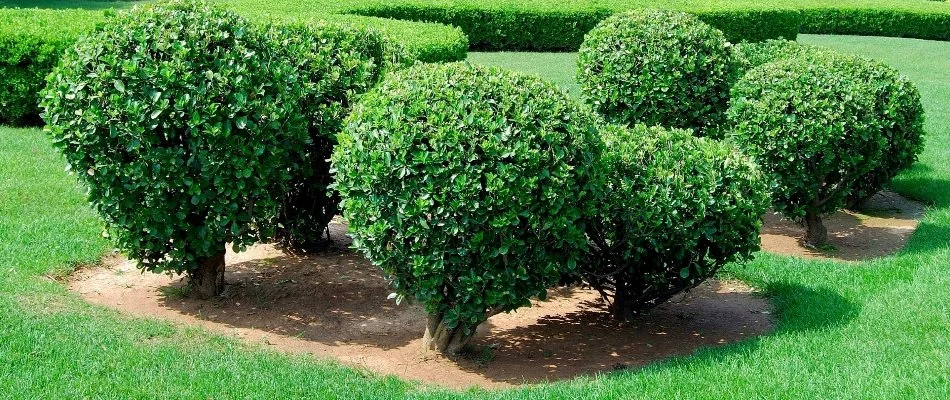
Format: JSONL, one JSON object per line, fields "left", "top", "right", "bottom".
{"left": 153, "top": 238, "right": 859, "bottom": 385}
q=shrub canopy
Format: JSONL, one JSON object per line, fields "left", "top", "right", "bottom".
{"left": 582, "top": 124, "right": 769, "bottom": 319}
{"left": 332, "top": 62, "right": 603, "bottom": 352}
{"left": 271, "top": 22, "right": 408, "bottom": 252}
{"left": 41, "top": 1, "right": 307, "bottom": 277}
{"left": 578, "top": 9, "right": 738, "bottom": 134}
{"left": 727, "top": 49, "right": 921, "bottom": 243}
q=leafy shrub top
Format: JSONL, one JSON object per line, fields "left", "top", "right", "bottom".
{"left": 582, "top": 124, "right": 769, "bottom": 317}
{"left": 578, "top": 9, "right": 738, "bottom": 134}
{"left": 41, "top": 1, "right": 307, "bottom": 274}
{"left": 269, "top": 22, "right": 407, "bottom": 251}
{"left": 727, "top": 50, "right": 894, "bottom": 220}
{"left": 332, "top": 62, "right": 603, "bottom": 333}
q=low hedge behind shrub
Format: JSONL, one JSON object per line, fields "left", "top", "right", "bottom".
{"left": 0, "top": 9, "right": 101, "bottom": 125}
{"left": 41, "top": 1, "right": 309, "bottom": 298}
{"left": 800, "top": 8, "right": 950, "bottom": 41}
{"left": 346, "top": 4, "right": 800, "bottom": 51}
{"left": 0, "top": 7, "right": 466, "bottom": 127}
{"left": 727, "top": 49, "right": 921, "bottom": 246}
{"left": 332, "top": 62, "right": 603, "bottom": 354}
{"left": 581, "top": 124, "right": 769, "bottom": 319}
{"left": 578, "top": 10, "right": 737, "bottom": 134}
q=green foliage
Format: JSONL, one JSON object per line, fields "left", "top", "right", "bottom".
{"left": 332, "top": 62, "right": 602, "bottom": 335}
{"left": 40, "top": 1, "right": 308, "bottom": 275}
{"left": 270, "top": 22, "right": 408, "bottom": 252}
{"left": 578, "top": 9, "right": 738, "bottom": 134}
{"left": 582, "top": 124, "right": 769, "bottom": 318}
{"left": 732, "top": 40, "right": 926, "bottom": 210}
{"left": 733, "top": 39, "right": 806, "bottom": 73}
{"left": 800, "top": 8, "right": 950, "bottom": 41}
{"left": 346, "top": 4, "right": 799, "bottom": 51}
{"left": 846, "top": 57, "right": 926, "bottom": 206}
{"left": 727, "top": 50, "right": 894, "bottom": 223}
{"left": 0, "top": 9, "right": 102, "bottom": 125}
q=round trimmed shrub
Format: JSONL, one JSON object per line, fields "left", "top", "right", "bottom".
{"left": 727, "top": 51, "right": 908, "bottom": 246}
{"left": 846, "top": 62, "right": 925, "bottom": 207}
{"left": 40, "top": 1, "right": 307, "bottom": 298}
{"left": 581, "top": 124, "right": 769, "bottom": 320}
{"left": 332, "top": 62, "right": 603, "bottom": 354}
{"left": 577, "top": 9, "right": 737, "bottom": 135}
{"left": 270, "top": 22, "right": 408, "bottom": 252}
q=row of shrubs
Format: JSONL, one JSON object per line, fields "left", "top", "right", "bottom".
{"left": 346, "top": 1, "right": 950, "bottom": 51}
{"left": 43, "top": 3, "right": 924, "bottom": 355}
{"left": 347, "top": 4, "right": 801, "bottom": 50}
{"left": 0, "top": 7, "right": 466, "bottom": 126}
{"left": 577, "top": 10, "right": 925, "bottom": 246}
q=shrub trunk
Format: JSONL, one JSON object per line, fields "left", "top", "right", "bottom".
{"left": 804, "top": 211, "right": 828, "bottom": 247}
{"left": 423, "top": 313, "right": 476, "bottom": 355}
{"left": 191, "top": 250, "right": 226, "bottom": 299}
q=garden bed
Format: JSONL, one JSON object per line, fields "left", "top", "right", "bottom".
{"left": 67, "top": 191, "right": 922, "bottom": 388}
{"left": 70, "top": 221, "right": 773, "bottom": 388}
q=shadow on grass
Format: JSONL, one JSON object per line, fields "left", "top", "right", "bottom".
{"left": 481, "top": 282, "right": 860, "bottom": 385}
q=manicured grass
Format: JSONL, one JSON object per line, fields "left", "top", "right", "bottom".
{"left": 2, "top": 35, "right": 950, "bottom": 398}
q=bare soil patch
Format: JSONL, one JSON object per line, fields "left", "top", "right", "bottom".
{"left": 760, "top": 191, "right": 925, "bottom": 261}
{"left": 70, "top": 222, "right": 772, "bottom": 389}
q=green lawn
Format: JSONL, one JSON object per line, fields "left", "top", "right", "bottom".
{"left": 2, "top": 35, "right": 950, "bottom": 398}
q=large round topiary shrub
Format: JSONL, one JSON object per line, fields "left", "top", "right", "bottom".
{"left": 40, "top": 0, "right": 307, "bottom": 298}
{"left": 577, "top": 9, "right": 737, "bottom": 135}
{"left": 580, "top": 124, "right": 769, "bottom": 320}
{"left": 332, "top": 62, "right": 603, "bottom": 354}
{"left": 727, "top": 50, "right": 923, "bottom": 246}
{"left": 269, "top": 22, "right": 408, "bottom": 253}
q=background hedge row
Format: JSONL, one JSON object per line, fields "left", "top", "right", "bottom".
{"left": 0, "top": 7, "right": 466, "bottom": 125}
{"left": 343, "top": 0, "right": 950, "bottom": 51}
{"left": 346, "top": 5, "right": 801, "bottom": 50}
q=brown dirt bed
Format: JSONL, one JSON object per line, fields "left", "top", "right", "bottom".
{"left": 68, "top": 191, "right": 923, "bottom": 388}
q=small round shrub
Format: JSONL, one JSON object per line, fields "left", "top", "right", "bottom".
{"left": 846, "top": 62, "right": 925, "bottom": 207}
{"left": 270, "top": 22, "right": 409, "bottom": 252}
{"left": 332, "top": 62, "right": 603, "bottom": 354}
{"left": 581, "top": 124, "right": 769, "bottom": 320}
{"left": 577, "top": 9, "right": 737, "bottom": 135}
{"left": 727, "top": 51, "right": 899, "bottom": 246}
{"left": 40, "top": 1, "right": 307, "bottom": 298}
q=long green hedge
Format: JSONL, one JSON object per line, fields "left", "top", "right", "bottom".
{"left": 340, "top": 0, "right": 950, "bottom": 51}
{"left": 0, "top": 6, "right": 466, "bottom": 125}
{"left": 345, "top": 4, "right": 801, "bottom": 50}
{"left": 2, "top": 0, "right": 950, "bottom": 124}
{"left": 0, "top": 9, "right": 99, "bottom": 125}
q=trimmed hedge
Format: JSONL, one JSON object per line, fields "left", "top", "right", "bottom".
{"left": 800, "top": 8, "right": 950, "bottom": 41}
{"left": 41, "top": 1, "right": 310, "bottom": 298}
{"left": 581, "top": 124, "right": 769, "bottom": 319}
{"left": 333, "top": 62, "right": 603, "bottom": 354}
{"left": 0, "top": 9, "right": 101, "bottom": 125}
{"left": 578, "top": 10, "right": 738, "bottom": 134}
{"left": 346, "top": 4, "right": 800, "bottom": 51}
{"left": 726, "top": 49, "right": 922, "bottom": 245}
{"left": 0, "top": 7, "right": 466, "bottom": 127}
{"left": 272, "top": 22, "right": 409, "bottom": 252}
